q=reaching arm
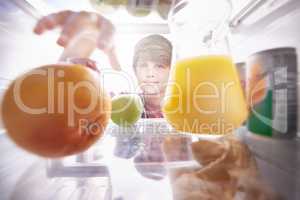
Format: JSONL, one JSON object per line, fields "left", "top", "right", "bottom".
{"left": 33, "top": 10, "right": 121, "bottom": 70}
{"left": 105, "top": 46, "right": 122, "bottom": 71}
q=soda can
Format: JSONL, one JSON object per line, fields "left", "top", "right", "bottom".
{"left": 246, "top": 47, "right": 298, "bottom": 138}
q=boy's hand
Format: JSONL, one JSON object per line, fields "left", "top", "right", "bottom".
{"left": 68, "top": 58, "right": 99, "bottom": 73}
{"left": 33, "top": 10, "right": 116, "bottom": 53}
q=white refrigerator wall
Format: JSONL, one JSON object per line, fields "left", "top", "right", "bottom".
{"left": 0, "top": 1, "right": 63, "bottom": 131}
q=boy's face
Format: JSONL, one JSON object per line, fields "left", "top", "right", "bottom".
{"left": 135, "top": 58, "right": 170, "bottom": 95}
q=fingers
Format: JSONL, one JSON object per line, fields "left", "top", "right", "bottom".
{"left": 97, "top": 18, "right": 116, "bottom": 51}
{"left": 33, "top": 15, "right": 56, "bottom": 34}
{"left": 56, "top": 21, "right": 76, "bottom": 46}
{"left": 57, "top": 12, "right": 100, "bottom": 47}
{"left": 69, "top": 58, "right": 100, "bottom": 73}
{"left": 33, "top": 10, "right": 72, "bottom": 35}
{"left": 33, "top": 10, "right": 116, "bottom": 53}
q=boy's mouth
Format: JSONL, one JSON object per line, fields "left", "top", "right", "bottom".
{"left": 144, "top": 81, "right": 160, "bottom": 84}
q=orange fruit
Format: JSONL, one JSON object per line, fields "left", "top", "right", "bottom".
{"left": 1, "top": 64, "right": 111, "bottom": 158}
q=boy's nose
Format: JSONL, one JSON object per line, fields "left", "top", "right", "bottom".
{"left": 146, "top": 64, "right": 155, "bottom": 78}
{"left": 146, "top": 72, "right": 154, "bottom": 78}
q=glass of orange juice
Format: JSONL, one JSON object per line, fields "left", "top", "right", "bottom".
{"left": 162, "top": 0, "right": 248, "bottom": 135}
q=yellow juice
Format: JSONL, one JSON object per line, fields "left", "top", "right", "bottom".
{"left": 162, "top": 55, "right": 248, "bottom": 134}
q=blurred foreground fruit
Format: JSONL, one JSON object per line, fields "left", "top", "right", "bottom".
{"left": 111, "top": 94, "right": 143, "bottom": 126}
{"left": 1, "top": 64, "right": 111, "bottom": 158}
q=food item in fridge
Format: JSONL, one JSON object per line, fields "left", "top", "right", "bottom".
{"left": 172, "top": 172, "right": 236, "bottom": 200}
{"left": 171, "top": 169, "right": 279, "bottom": 200}
{"left": 157, "top": 0, "right": 172, "bottom": 19}
{"left": 104, "top": 0, "right": 128, "bottom": 6}
{"left": 169, "top": 136, "right": 279, "bottom": 200}
{"left": 114, "top": 135, "right": 141, "bottom": 159}
{"left": 162, "top": 55, "right": 248, "bottom": 134}
{"left": 1, "top": 64, "right": 111, "bottom": 157}
{"left": 162, "top": 136, "right": 192, "bottom": 162}
{"left": 90, "top": 0, "right": 119, "bottom": 14}
{"left": 111, "top": 94, "right": 143, "bottom": 126}
{"left": 126, "top": 0, "right": 154, "bottom": 17}
{"left": 247, "top": 47, "right": 298, "bottom": 138}
{"left": 134, "top": 136, "right": 167, "bottom": 180}
{"left": 192, "top": 136, "right": 258, "bottom": 179}
{"left": 247, "top": 62, "right": 267, "bottom": 106}
{"left": 235, "top": 62, "right": 246, "bottom": 97}
{"left": 191, "top": 139, "right": 226, "bottom": 166}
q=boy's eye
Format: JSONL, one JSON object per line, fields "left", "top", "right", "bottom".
{"left": 156, "top": 64, "right": 165, "bottom": 68}
{"left": 137, "top": 63, "right": 147, "bottom": 68}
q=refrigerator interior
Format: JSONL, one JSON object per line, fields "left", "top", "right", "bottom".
{"left": 0, "top": 0, "right": 299, "bottom": 199}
